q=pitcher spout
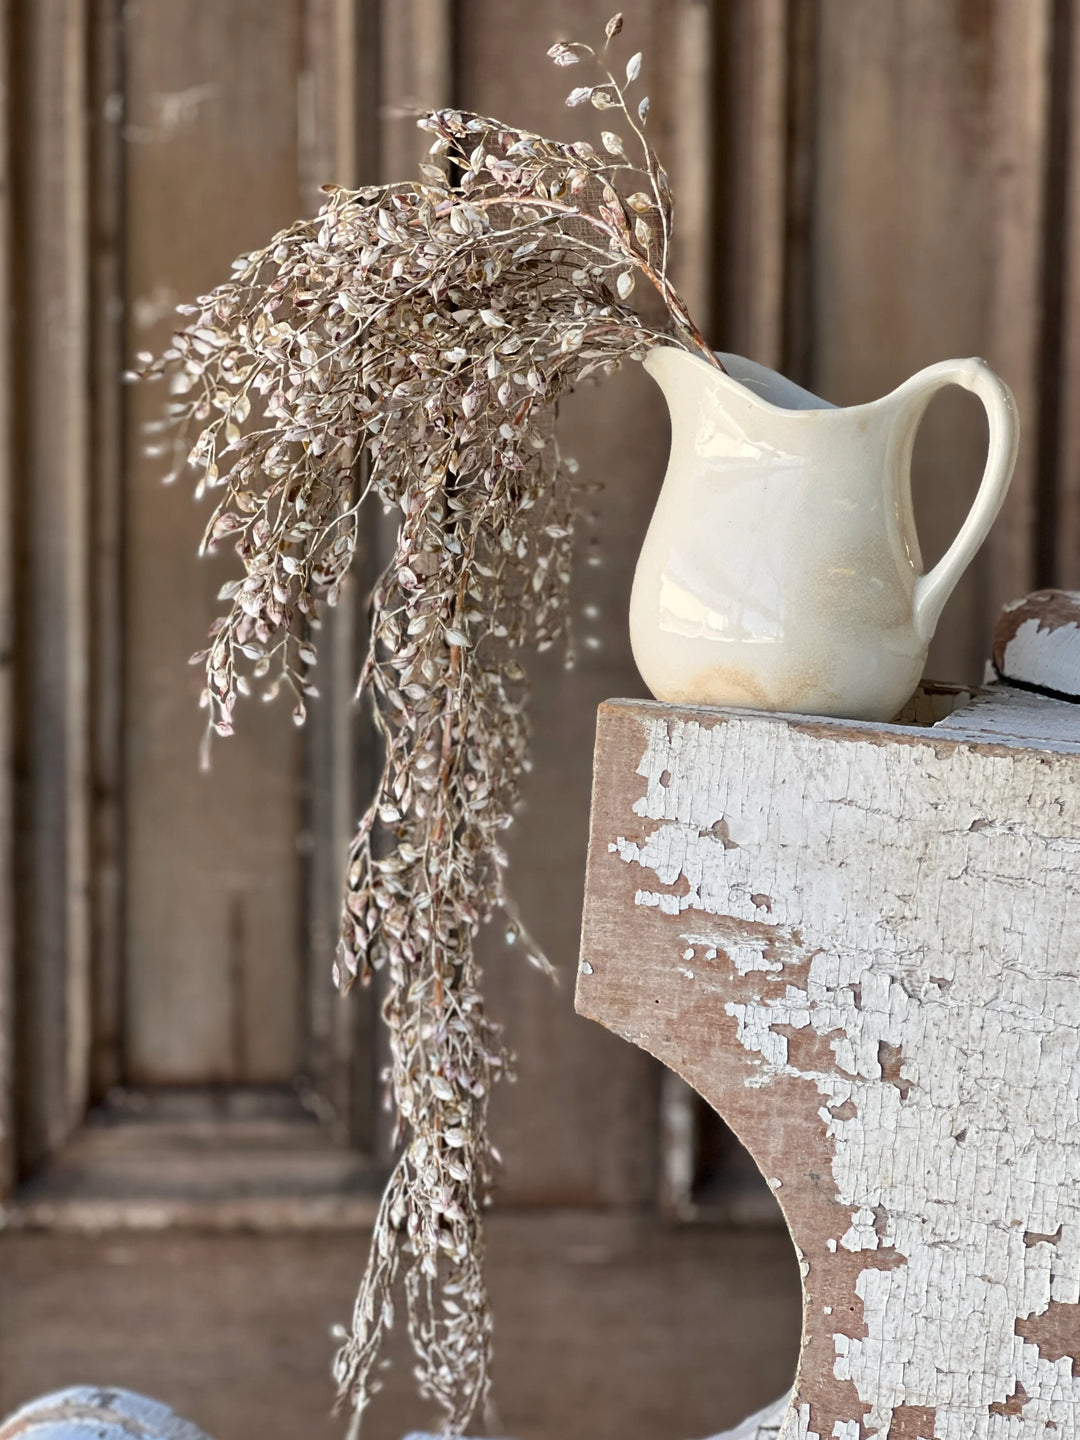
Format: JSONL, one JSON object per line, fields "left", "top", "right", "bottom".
{"left": 641, "top": 346, "right": 770, "bottom": 462}
{"left": 642, "top": 344, "right": 724, "bottom": 419}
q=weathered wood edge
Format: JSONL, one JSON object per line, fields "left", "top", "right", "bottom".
{"left": 574, "top": 699, "right": 814, "bottom": 1435}
{"left": 575, "top": 706, "right": 788, "bottom": 1162}
{"left": 575, "top": 686, "right": 1080, "bottom": 1035}
{"left": 589, "top": 689, "right": 1080, "bottom": 759}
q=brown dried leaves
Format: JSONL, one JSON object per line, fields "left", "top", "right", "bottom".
{"left": 140, "top": 19, "right": 710, "bottom": 1438}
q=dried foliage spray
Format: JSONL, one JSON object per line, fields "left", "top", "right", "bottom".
{"left": 137, "top": 17, "right": 718, "bottom": 1435}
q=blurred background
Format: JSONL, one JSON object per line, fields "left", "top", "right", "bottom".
{"left": 1, "top": 2, "right": 1078, "bottom": 1437}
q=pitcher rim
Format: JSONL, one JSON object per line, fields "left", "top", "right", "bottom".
{"left": 643, "top": 342, "right": 843, "bottom": 418}
{"left": 643, "top": 342, "right": 998, "bottom": 420}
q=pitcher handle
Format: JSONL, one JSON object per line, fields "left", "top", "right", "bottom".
{"left": 904, "top": 358, "right": 1019, "bottom": 645}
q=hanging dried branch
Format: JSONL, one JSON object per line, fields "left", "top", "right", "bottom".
{"left": 136, "top": 18, "right": 718, "bottom": 1436}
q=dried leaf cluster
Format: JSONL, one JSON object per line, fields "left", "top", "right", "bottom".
{"left": 137, "top": 17, "right": 717, "bottom": 1436}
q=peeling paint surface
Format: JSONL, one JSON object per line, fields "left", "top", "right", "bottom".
{"left": 999, "top": 615, "right": 1080, "bottom": 699}
{"left": 994, "top": 591, "right": 1080, "bottom": 700}
{"left": 579, "top": 699, "right": 1080, "bottom": 1440}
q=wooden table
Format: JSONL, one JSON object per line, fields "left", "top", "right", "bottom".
{"left": 578, "top": 597, "right": 1080, "bottom": 1440}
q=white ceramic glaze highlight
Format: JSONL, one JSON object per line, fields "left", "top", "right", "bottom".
{"left": 630, "top": 348, "right": 1019, "bottom": 721}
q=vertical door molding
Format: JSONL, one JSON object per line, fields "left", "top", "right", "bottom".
{"left": 299, "top": 0, "right": 382, "bottom": 1146}
{"left": 663, "top": 0, "right": 715, "bottom": 327}
{"left": 711, "top": 0, "right": 792, "bottom": 371}
{"left": 11, "top": 0, "right": 94, "bottom": 1176}
{"left": 379, "top": 0, "right": 455, "bottom": 178}
{"left": 3, "top": 0, "right": 120, "bottom": 1194}
{"left": 983, "top": 0, "right": 1055, "bottom": 615}
{"left": 779, "top": 0, "right": 820, "bottom": 387}
{"left": 88, "top": 0, "right": 128, "bottom": 1105}
{"left": 0, "top": 0, "right": 14, "bottom": 1202}
{"left": 363, "top": 0, "right": 455, "bottom": 1164}
{"left": 1053, "top": 0, "right": 1080, "bottom": 587}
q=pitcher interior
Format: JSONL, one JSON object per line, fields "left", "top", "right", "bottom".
{"left": 715, "top": 352, "right": 836, "bottom": 413}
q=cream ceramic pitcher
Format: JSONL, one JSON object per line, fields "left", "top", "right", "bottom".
{"left": 630, "top": 347, "right": 1019, "bottom": 721}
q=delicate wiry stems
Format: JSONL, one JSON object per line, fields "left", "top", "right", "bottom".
{"left": 138, "top": 17, "right": 711, "bottom": 1437}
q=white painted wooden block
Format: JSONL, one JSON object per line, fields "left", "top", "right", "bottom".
{"left": 0, "top": 1388, "right": 212, "bottom": 1440}
{"left": 993, "top": 589, "right": 1080, "bottom": 699}
{"left": 578, "top": 684, "right": 1080, "bottom": 1440}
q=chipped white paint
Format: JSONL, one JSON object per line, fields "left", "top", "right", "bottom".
{"left": 999, "top": 615, "right": 1080, "bottom": 695}
{"left": 580, "top": 692, "right": 1080, "bottom": 1440}
{"left": 932, "top": 685, "right": 1080, "bottom": 749}
{"left": 994, "top": 592, "right": 1080, "bottom": 700}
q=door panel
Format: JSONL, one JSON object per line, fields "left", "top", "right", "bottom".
{"left": 123, "top": 0, "right": 307, "bottom": 1085}
{"left": 4, "top": 0, "right": 1080, "bottom": 1223}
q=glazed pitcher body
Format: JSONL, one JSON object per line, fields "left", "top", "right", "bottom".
{"left": 630, "top": 348, "right": 1018, "bottom": 722}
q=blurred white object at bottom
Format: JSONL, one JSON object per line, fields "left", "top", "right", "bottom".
{"left": 0, "top": 1388, "right": 212, "bottom": 1440}
{"left": 402, "top": 1393, "right": 791, "bottom": 1440}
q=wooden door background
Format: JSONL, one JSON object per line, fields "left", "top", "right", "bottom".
{"left": 0, "top": 0, "right": 1079, "bottom": 1428}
